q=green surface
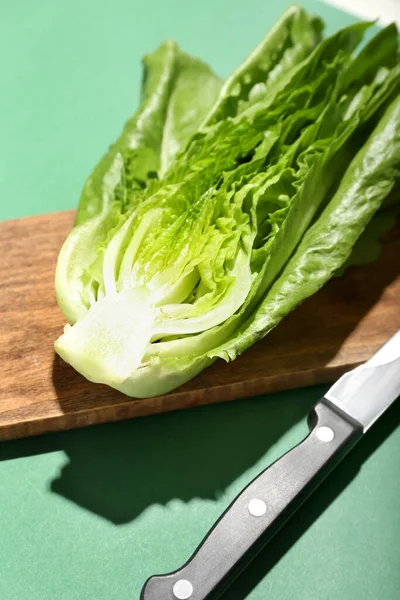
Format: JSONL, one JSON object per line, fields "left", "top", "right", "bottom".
{"left": 0, "top": 1, "right": 399, "bottom": 599}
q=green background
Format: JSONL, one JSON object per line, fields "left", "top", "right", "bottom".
{"left": 1, "top": 1, "right": 399, "bottom": 599}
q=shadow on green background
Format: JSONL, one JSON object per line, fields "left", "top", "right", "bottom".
{"left": 4, "top": 390, "right": 315, "bottom": 524}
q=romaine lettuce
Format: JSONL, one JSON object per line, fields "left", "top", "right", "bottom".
{"left": 55, "top": 6, "right": 400, "bottom": 397}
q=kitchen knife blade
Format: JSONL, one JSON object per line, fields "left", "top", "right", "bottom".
{"left": 140, "top": 330, "right": 400, "bottom": 600}
{"left": 325, "top": 330, "right": 400, "bottom": 430}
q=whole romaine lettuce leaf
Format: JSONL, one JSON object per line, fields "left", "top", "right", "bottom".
{"left": 55, "top": 7, "right": 400, "bottom": 397}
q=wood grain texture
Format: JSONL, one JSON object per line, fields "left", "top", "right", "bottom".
{"left": 0, "top": 211, "right": 399, "bottom": 441}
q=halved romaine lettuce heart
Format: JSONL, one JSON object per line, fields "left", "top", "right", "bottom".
{"left": 55, "top": 7, "right": 400, "bottom": 397}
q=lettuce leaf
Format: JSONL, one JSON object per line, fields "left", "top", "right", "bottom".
{"left": 56, "top": 41, "right": 222, "bottom": 322}
{"left": 212, "top": 94, "right": 400, "bottom": 361}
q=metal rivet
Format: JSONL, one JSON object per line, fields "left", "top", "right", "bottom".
{"left": 316, "top": 426, "right": 335, "bottom": 442}
{"left": 173, "top": 579, "right": 193, "bottom": 599}
{"left": 248, "top": 498, "right": 267, "bottom": 517}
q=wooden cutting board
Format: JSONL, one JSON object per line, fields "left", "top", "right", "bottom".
{"left": 0, "top": 211, "right": 399, "bottom": 441}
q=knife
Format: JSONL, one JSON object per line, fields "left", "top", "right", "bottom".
{"left": 140, "top": 330, "right": 400, "bottom": 600}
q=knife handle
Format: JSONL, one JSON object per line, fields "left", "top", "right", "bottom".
{"left": 140, "top": 400, "right": 363, "bottom": 600}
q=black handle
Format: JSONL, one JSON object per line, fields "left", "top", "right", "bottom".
{"left": 140, "top": 400, "right": 362, "bottom": 600}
